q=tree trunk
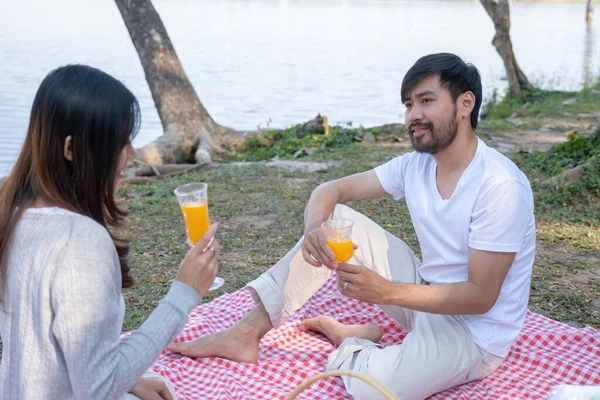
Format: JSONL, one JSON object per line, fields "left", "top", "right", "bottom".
{"left": 114, "top": 0, "right": 251, "bottom": 165}
{"left": 480, "top": 0, "right": 531, "bottom": 96}
{"left": 583, "top": 23, "right": 594, "bottom": 86}
{"left": 586, "top": 0, "right": 594, "bottom": 24}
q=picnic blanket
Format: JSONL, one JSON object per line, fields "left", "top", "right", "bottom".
{"left": 142, "top": 274, "right": 600, "bottom": 399}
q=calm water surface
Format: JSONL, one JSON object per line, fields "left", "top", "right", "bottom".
{"left": 1, "top": 0, "right": 599, "bottom": 175}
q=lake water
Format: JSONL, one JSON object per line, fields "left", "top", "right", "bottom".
{"left": 1, "top": 0, "right": 599, "bottom": 175}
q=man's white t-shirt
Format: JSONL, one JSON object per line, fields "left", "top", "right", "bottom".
{"left": 374, "top": 138, "right": 536, "bottom": 357}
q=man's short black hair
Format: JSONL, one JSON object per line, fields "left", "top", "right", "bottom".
{"left": 401, "top": 53, "right": 482, "bottom": 129}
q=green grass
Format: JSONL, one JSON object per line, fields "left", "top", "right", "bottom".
{"left": 536, "top": 217, "right": 598, "bottom": 249}
{"left": 513, "top": 130, "right": 599, "bottom": 176}
{"left": 539, "top": 292, "right": 594, "bottom": 323}
{"left": 512, "top": 130, "right": 600, "bottom": 208}
{"left": 479, "top": 83, "right": 600, "bottom": 133}
{"left": 478, "top": 117, "right": 517, "bottom": 131}
{"left": 232, "top": 124, "right": 398, "bottom": 162}
{"left": 529, "top": 251, "right": 599, "bottom": 328}
{"left": 233, "top": 124, "right": 359, "bottom": 161}
{"left": 483, "top": 83, "right": 600, "bottom": 120}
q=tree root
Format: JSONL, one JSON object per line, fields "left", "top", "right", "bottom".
{"left": 122, "top": 162, "right": 218, "bottom": 184}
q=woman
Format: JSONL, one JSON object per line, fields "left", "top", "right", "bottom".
{"left": 0, "top": 65, "right": 218, "bottom": 399}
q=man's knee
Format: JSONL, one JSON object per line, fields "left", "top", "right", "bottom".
{"left": 340, "top": 345, "right": 475, "bottom": 400}
{"left": 345, "top": 370, "right": 450, "bottom": 400}
{"left": 344, "top": 367, "right": 433, "bottom": 400}
{"left": 331, "top": 203, "right": 357, "bottom": 219}
{"left": 344, "top": 371, "right": 396, "bottom": 400}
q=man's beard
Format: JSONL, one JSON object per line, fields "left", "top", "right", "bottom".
{"left": 408, "top": 108, "right": 459, "bottom": 154}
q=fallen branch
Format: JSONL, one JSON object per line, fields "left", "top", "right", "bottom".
{"left": 150, "top": 164, "right": 162, "bottom": 177}
{"left": 120, "top": 177, "right": 158, "bottom": 185}
{"left": 126, "top": 163, "right": 215, "bottom": 178}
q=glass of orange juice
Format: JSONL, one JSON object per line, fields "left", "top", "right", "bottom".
{"left": 321, "top": 218, "right": 354, "bottom": 263}
{"left": 174, "top": 182, "right": 224, "bottom": 291}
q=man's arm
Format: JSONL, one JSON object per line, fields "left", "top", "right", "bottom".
{"left": 337, "top": 248, "right": 515, "bottom": 315}
{"left": 303, "top": 170, "right": 389, "bottom": 234}
{"left": 301, "top": 170, "right": 390, "bottom": 268}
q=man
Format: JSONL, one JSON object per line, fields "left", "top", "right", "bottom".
{"left": 168, "top": 53, "right": 536, "bottom": 400}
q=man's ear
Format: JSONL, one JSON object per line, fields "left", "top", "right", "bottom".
{"left": 63, "top": 135, "right": 73, "bottom": 161}
{"left": 459, "top": 91, "right": 476, "bottom": 121}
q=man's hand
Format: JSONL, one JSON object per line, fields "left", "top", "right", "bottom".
{"left": 302, "top": 227, "right": 336, "bottom": 269}
{"left": 302, "top": 228, "right": 360, "bottom": 270}
{"left": 301, "top": 170, "right": 389, "bottom": 269}
{"left": 129, "top": 376, "right": 174, "bottom": 400}
{"left": 336, "top": 262, "right": 393, "bottom": 304}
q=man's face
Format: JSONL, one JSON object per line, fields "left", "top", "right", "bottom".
{"left": 403, "top": 75, "right": 459, "bottom": 154}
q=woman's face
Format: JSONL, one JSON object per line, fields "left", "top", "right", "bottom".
{"left": 115, "top": 141, "right": 136, "bottom": 184}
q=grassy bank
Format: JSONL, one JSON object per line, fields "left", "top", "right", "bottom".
{"left": 479, "top": 82, "right": 600, "bottom": 133}
{"left": 119, "top": 89, "right": 599, "bottom": 330}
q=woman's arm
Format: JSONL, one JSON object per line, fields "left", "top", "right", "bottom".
{"left": 51, "top": 222, "right": 200, "bottom": 399}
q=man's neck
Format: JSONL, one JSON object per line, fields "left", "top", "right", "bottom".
{"left": 432, "top": 130, "right": 478, "bottom": 174}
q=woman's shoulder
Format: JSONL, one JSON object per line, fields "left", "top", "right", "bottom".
{"left": 23, "top": 208, "right": 115, "bottom": 252}
{"left": 68, "top": 216, "right": 115, "bottom": 256}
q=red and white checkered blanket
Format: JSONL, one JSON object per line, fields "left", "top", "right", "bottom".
{"left": 145, "top": 275, "right": 600, "bottom": 399}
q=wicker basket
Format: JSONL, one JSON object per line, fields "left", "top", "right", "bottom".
{"left": 286, "top": 370, "right": 399, "bottom": 400}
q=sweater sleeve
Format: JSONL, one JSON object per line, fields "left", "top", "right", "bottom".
{"left": 50, "top": 222, "right": 201, "bottom": 399}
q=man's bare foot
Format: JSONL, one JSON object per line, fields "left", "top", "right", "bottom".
{"left": 300, "top": 316, "right": 382, "bottom": 346}
{"left": 167, "top": 301, "right": 272, "bottom": 363}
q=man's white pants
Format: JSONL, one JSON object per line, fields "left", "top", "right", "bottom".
{"left": 248, "top": 204, "right": 504, "bottom": 400}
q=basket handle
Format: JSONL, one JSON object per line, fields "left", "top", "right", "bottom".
{"left": 285, "top": 369, "right": 399, "bottom": 400}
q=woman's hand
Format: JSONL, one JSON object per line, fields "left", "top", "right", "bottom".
{"left": 129, "top": 376, "right": 174, "bottom": 400}
{"left": 175, "top": 223, "right": 219, "bottom": 297}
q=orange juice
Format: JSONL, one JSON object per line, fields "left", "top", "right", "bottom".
{"left": 180, "top": 202, "right": 210, "bottom": 245}
{"left": 327, "top": 239, "right": 354, "bottom": 262}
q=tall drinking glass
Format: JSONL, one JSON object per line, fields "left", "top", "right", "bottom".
{"left": 321, "top": 218, "right": 354, "bottom": 263}
{"left": 174, "top": 182, "right": 224, "bottom": 291}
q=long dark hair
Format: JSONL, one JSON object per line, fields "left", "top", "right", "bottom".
{"left": 0, "top": 64, "right": 140, "bottom": 299}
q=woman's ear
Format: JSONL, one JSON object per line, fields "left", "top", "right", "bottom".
{"left": 63, "top": 135, "right": 73, "bottom": 161}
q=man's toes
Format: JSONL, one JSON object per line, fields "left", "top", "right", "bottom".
{"left": 167, "top": 342, "right": 189, "bottom": 354}
{"left": 302, "top": 316, "right": 331, "bottom": 333}
{"left": 300, "top": 317, "right": 321, "bottom": 332}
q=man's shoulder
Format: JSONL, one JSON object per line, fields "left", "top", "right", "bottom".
{"left": 386, "top": 150, "right": 434, "bottom": 171}
{"left": 477, "top": 140, "right": 531, "bottom": 189}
